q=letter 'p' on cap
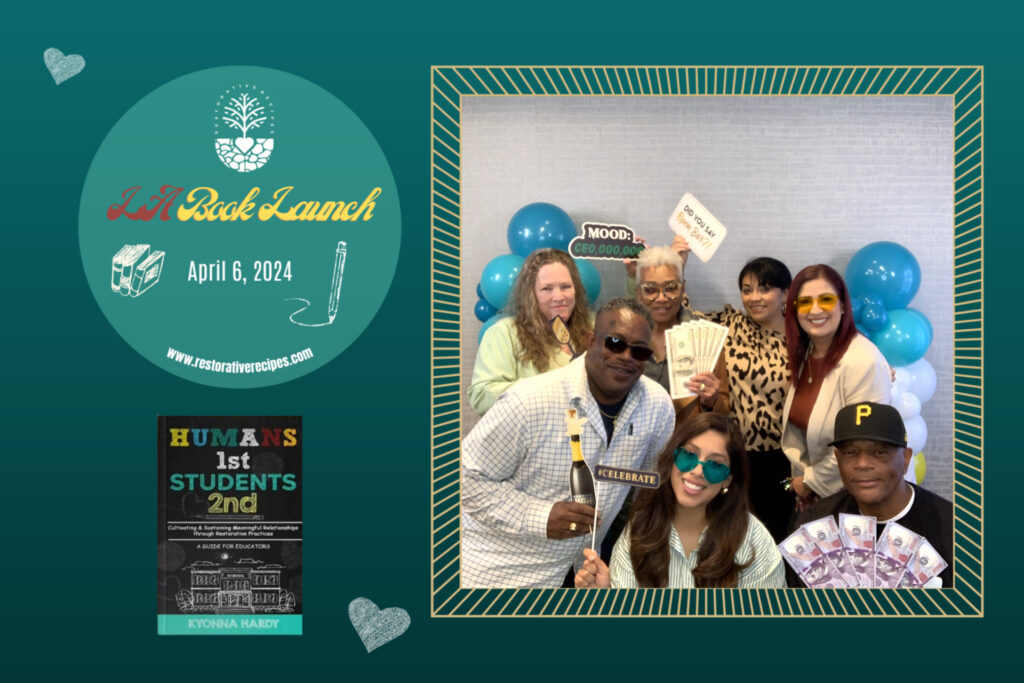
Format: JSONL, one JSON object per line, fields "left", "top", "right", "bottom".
{"left": 829, "top": 402, "right": 907, "bottom": 448}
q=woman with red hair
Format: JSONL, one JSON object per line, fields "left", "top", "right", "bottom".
{"left": 780, "top": 264, "right": 891, "bottom": 510}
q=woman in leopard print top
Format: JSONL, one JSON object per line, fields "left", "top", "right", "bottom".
{"left": 629, "top": 239, "right": 792, "bottom": 540}
{"left": 695, "top": 254, "right": 794, "bottom": 542}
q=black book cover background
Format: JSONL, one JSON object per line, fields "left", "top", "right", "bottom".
{"left": 158, "top": 416, "right": 302, "bottom": 616}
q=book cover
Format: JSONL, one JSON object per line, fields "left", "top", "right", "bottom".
{"left": 118, "top": 244, "right": 150, "bottom": 296}
{"left": 157, "top": 416, "right": 302, "bottom": 635}
{"left": 111, "top": 244, "right": 133, "bottom": 292}
{"left": 130, "top": 250, "right": 165, "bottom": 297}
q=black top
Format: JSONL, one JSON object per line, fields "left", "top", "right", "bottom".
{"left": 789, "top": 484, "right": 953, "bottom": 587}
{"left": 595, "top": 397, "right": 626, "bottom": 444}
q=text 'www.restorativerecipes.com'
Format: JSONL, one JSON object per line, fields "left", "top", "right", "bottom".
{"left": 167, "top": 347, "right": 313, "bottom": 374}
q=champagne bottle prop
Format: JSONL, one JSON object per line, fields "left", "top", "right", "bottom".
{"left": 565, "top": 409, "right": 598, "bottom": 551}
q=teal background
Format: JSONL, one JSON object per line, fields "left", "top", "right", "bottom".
{"left": 80, "top": 66, "right": 400, "bottom": 388}
{"left": 1, "top": 1, "right": 1018, "bottom": 681}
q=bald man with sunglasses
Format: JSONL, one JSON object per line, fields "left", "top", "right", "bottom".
{"left": 461, "top": 298, "right": 675, "bottom": 588}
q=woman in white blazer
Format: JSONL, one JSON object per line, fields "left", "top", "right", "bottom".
{"left": 780, "top": 264, "right": 891, "bottom": 509}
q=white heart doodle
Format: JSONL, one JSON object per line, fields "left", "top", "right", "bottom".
{"left": 348, "top": 597, "right": 410, "bottom": 653}
{"left": 43, "top": 48, "right": 85, "bottom": 85}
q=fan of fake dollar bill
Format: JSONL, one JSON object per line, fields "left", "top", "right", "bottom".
{"left": 665, "top": 320, "right": 728, "bottom": 400}
{"left": 780, "top": 515, "right": 948, "bottom": 589}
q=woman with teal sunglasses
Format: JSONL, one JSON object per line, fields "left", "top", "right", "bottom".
{"left": 575, "top": 413, "right": 785, "bottom": 588}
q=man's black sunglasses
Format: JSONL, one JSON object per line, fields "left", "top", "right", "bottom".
{"left": 603, "top": 335, "right": 654, "bottom": 361}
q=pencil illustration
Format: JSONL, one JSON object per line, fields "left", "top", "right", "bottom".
{"left": 286, "top": 241, "right": 348, "bottom": 327}
{"left": 328, "top": 241, "right": 347, "bottom": 323}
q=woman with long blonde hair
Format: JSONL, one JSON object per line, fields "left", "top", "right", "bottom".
{"left": 469, "top": 249, "right": 593, "bottom": 415}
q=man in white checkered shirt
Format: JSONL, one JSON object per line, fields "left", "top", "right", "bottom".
{"left": 462, "top": 298, "right": 675, "bottom": 588}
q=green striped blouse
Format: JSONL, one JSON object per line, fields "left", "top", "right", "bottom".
{"left": 609, "top": 514, "right": 785, "bottom": 588}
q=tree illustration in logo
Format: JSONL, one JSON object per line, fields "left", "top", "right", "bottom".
{"left": 215, "top": 85, "right": 275, "bottom": 172}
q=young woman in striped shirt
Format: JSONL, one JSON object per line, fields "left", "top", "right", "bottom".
{"left": 575, "top": 413, "right": 785, "bottom": 588}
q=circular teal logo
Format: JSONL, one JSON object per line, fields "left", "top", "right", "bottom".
{"left": 80, "top": 67, "right": 400, "bottom": 388}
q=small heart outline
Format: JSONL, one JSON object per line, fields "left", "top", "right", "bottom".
{"left": 348, "top": 597, "right": 410, "bottom": 653}
{"left": 43, "top": 48, "right": 85, "bottom": 85}
{"left": 180, "top": 492, "right": 206, "bottom": 518}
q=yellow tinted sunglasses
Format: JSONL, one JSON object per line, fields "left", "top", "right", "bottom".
{"left": 794, "top": 293, "right": 839, "bottom": 314}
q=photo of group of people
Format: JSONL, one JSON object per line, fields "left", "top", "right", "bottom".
{"left": 433, "top": 66, "right": 975, "bottom": 615}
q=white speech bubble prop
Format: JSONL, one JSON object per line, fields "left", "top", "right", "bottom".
{"left": 668, "top": 192, "right": 728, "bottom": 262}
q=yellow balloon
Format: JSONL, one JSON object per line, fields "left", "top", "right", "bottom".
{"left": 914, "top": 452, "right": 927, "bottom": 483}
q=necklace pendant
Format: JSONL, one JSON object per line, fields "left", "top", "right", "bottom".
{"left": 551, "top": 316, "right": 572, "bottom": 345}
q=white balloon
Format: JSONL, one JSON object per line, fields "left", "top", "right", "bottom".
{"left": 892, "top": 367, "right": 912, "bottom": 398}
{"left": 905, "top": 358, "right": 937, "bottom": 404}
{"left": 895, "top": 391, "right": 922, "bottom": 421}
{"left": 905, "top": 416, "right": 928, "bottom": 454}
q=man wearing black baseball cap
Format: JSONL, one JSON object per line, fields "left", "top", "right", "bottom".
{"left": 791, "top": 401, "right": 952, "bottom": 586}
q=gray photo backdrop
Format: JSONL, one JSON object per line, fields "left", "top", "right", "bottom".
{"left": 460, "top": 95, "right": 953, "bottom": 500}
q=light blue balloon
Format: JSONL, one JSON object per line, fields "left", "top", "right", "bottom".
{"left": 476, "top": 282, "right": 485, "bottom": 300}
{"left": 573, "top": 257, "right": 602, "bottom": 305}
{"left": 478, "top": 312, "right": 507, "bottom": 343}
{"left": 870, "top": 307, "right": 933, "bottom": 366}
{"left": 845, "top": 241, "right": 921, "bottom": 309}
{"left": 859, "top": 303, "right": 889, "bottom": 332}
{"left": 474, "top": 298, "right": 498, "bottom": 323}
{"left": 507, "top": 202, "right": 578, "bottom": 257}
{"left": 851, "top": 296, "right": 863, "bottom": 321}
{"left": 480, "top": 253, "right": 525, "bottom": 310}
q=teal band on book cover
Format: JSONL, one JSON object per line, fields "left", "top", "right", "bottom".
{"left": 158, "top": 614, "right": 302, "bottom": 636}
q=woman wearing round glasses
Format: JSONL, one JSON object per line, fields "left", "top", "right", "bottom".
{"left": 469, "top": 249, "right": 593, "bottom": 415}
{"left": 633, "top": 237, "right": 792, "bottom": 541}
{"left": 633, "top": 245, "right": 729, "bottom": 421}
{"left": 781, "top": 264, "right": 891, "bottom": 510}
{"left": 574, "top": 413, "right": 785, "bottom": 588}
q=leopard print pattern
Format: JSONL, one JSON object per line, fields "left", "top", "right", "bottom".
{"left": 700, "top": 304, "right": 790, "bottom": 451}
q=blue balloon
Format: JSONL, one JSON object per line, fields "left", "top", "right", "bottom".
{"left": 856, "top": 323, "right": 870, "bottom": 337}
{"left": 480, "top": 253, "right": 525, "bottom": 310}
{"left": 870, "top": 308, "right": 933, "bottom": 366}
{"left": 506, "top": 202, "right": 578, "bottom": 257}
{"left": 859, "top": 303, "right": 889, "bottom": 332}
{"left": 476, "top": 282, "right": 485, "bottom": 300}
{"left": 573, "top": 257, "right": 602, "bottom": 306}
{"left": 851, "top": 296, "right": 863, "bottom": 321}
{"left": 478, "top": 312, "right": 507, "bottom": 343}
{"left": 474, "top": 298, "right": 498, "bottom": 323}
{"left": 845, "top": 241, "right": 921, "bottom": 309}
{"left": 858, "top": 292, "right": 885, "bottom": 310}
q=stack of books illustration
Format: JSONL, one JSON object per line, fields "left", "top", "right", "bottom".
{"left": 112, "top": 244, "right": 165, "bottom": 297}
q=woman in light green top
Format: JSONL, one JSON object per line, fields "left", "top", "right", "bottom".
{"left": 576, "top": 413, "right": 784, "bottom": 588}
{"left": 469, "top": 249, "right": 594, "bottom": 415}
